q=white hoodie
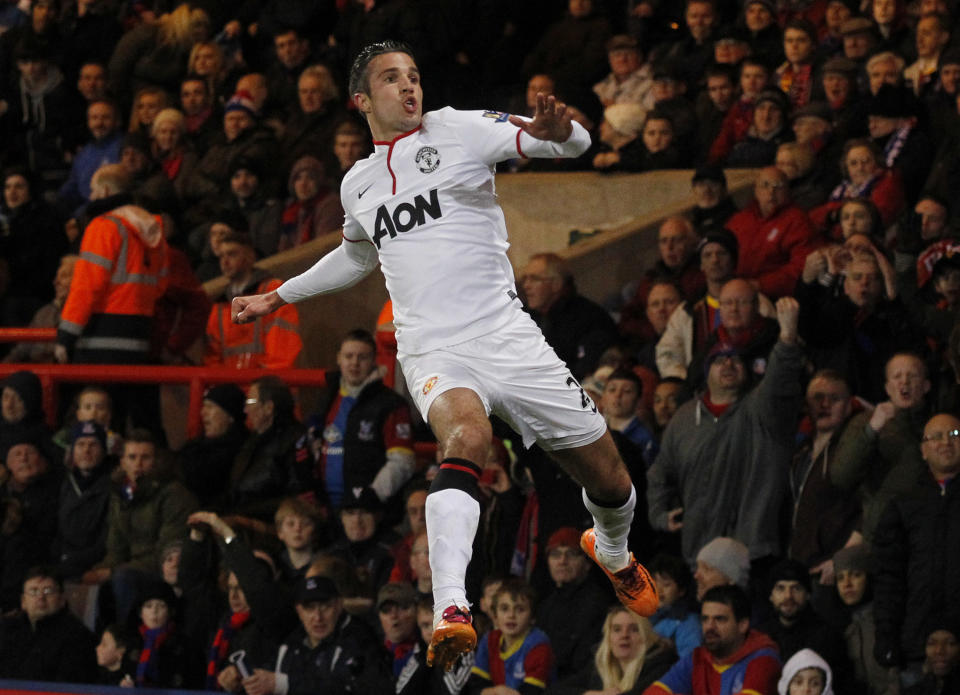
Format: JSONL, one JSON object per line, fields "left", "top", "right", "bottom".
{"left": 777, "top": 648, "right": 834, "bottom": 695}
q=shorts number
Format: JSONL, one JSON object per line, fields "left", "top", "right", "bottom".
{"left": 566, "top": 376, "right": 598, "bottom": 413}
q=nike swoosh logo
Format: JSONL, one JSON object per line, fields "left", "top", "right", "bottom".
{"left": 358, "top": 183, "right": 374, "bottom": 199}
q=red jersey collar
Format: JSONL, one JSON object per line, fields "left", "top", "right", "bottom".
{"left": 373, "top": 124, "right": 422, "bottom": 147}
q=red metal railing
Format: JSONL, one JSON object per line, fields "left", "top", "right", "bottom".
{"left": 0, "top": 363, "right": 328, "bottom": 439}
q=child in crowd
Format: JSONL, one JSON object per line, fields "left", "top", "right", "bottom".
{"left": 474, "top": 574, "right": 506, "bottom": 637}
{"left": 649, "top": 554, "right": 701, "bottom": 658}
{"left": 468, "top": 578, "right": 554, "bottom": 694}
{"left": 777, "top": 649, "right": 834, "bottom": 695}
{"left": 54, "top": 386, "right": 122, "bottom": 458}
{"left": 275, "top": 496, "right": 322, "bottom": 588}
{"left": 134, "top": 582, "right": 188, "bottom": 688}
{"left": 96, "top": 623, "right": 138, "bottom": 686}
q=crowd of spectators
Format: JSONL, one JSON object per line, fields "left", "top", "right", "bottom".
{"left": 2, "top": 0, "right": 960, "bottom": 693}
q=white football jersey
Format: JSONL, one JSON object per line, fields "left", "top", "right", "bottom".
{"left": 279, "top": 107, "right": 590, "bottom": 354}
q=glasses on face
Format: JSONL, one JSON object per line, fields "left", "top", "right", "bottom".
{"left": 245, "top": 398, "right": 259, "bottom": 406}
{"left": 25, "top": 586, "right": 59, "bottom": 597}
{"left": 922, "top": 429, "right": 960, "bottom": 443}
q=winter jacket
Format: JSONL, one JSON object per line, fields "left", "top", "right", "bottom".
{"left": 648, "top": 340, "right": 804, "bottom": 563}
{"left": 651, "top": 601, "right": 701, "bottom": 659}
{"left": 726, "top": 200, "right": 820, "bottom": 299}
{"left": 227, "top": 420, "right": 310, "bottom": 521}
{"left": 536, "top": 577, "right": 611, "bottom": 680}
{"left": 829, "top": 407, "right": 927, "bottom": 547}
{"left": 874, "top": 470, "right": 960, "bottom": 664}
{"left": 98, "top": 466, "right": 198, "bottom": 574}
{"left": 58, "top": 202, "right": 170, "bottom": 364}
{"left": 644, "top": 629, "right": 781, "bottom": 695}
{"left": 845, "top": 603, "right": 899, "bottom": 695}
{"left": 0, "top": 607, "right": 97, "bottom": 683}
{"left": 527, "top": 292, "right": 618, "bottom": 380}
{"left": 205, "top": 271, "right": 301, "bottom": 369}
{"left": 55, "top": 464, "right": 112, "bottom": 578}
{"left": 276, "top": 613, "right": 393, "bottom": 695}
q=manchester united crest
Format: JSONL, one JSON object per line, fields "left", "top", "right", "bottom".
{"left": 415, "top": 146, "right": 440, "bottom": 173}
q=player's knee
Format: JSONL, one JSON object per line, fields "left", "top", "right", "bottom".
{"left": 441, "top": 420, "right": 491, "bottom": 463}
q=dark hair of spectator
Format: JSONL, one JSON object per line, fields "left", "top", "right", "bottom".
{"left": 705, "top": 63, "right": 736, "bottom": 82}
{"left": 649, "top": 553, "right": 694, "bottom": 597}
{"left": 739, "top": 56, "right": 769, "bottom": 75}
{"left": 22, "top": 565, "right": 63, "bottom": 592}
{"left": 220, "top": 230, "right": 255, "bottom": 249}
{"left": 181, "top": 72, "right": 211, "bottom": 93}
{"left": 348, "top": 40, "right": 416, "bottom": 99}
{"left": 606, "top": 368, "right": 643, "bottom": 391}
{"left": 840, "top": 138, "right": 882, "bottom": 178}
{"left": 918, "top": 191, "right": 951, "bottom": 217}
{"left": 341, "top": 328, "right": 377, "bottom": 353}
{"left": 644, "top": 109, "right": 674, "bottom": 129}
{"left": 784, "top": 18, "right": 818, "bottom": 43}
{"left": 701, "top": 584, "right": 751, "bottom": 621}
{"left": 253, "top": 375, "right": 295, "bottom": 424}
{"left": 335, "top": 118, "right": 366, "bottom": 139}
{"left": 124, "top": 427, "right": 156, "bottom": 449}
{"left": 492, "top": 577, "right": 538, "bottom": 611}
{"left": 210, "top": 207, "right": 249, "bottom": 233}
{"left": 103, "top": 623, "right": 136, "bottom": 651}
{"left": 402, "top": 477, "right": 430, "bottom": 504}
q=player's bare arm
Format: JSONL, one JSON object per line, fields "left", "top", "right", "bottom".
{"left": 232, "top": 290, "right": 286, "bottom": 324}
{"left": 508, "top": 92, "right": 574, "bottom": 143}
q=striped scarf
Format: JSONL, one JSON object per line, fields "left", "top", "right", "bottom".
{"left": 206, "top": 611, "right": 251, "bottom": 689}
{"left": 136, "top": 623, "right": 172, "bottom": 686}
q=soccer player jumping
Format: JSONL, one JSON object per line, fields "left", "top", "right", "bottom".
{"left": 232, "top": 41, "right": 658, "bottom": 670}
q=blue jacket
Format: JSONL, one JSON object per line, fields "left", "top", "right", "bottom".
{"left": 58, "top": 132, "right": 122, "bottom": 211}
{"left": 651, "top": 602, "right": 701, "bottom": 658}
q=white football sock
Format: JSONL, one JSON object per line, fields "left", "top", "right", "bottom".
{"left": 582, "top": 484, "right": 636, "bottom": 572}
{"left": 427, "top": 487, "right": 481, "bottom": 625}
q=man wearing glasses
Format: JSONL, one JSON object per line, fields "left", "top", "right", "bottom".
{"left": 0, "top": 566, "right": 97, "bottom": 682}
{"left": 873, "top": 412, "right": 960, "bottom": 685}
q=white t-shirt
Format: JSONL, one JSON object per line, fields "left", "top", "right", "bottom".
{"left": 277, "top": 107, "right": 591, "bottom": 354}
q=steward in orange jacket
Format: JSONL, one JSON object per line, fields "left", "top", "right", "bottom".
{"left": 57, "top": 194, "right": 169, "bottom": 364}
{"left": 204, "top": 231, "right": 301, "bottom": 369}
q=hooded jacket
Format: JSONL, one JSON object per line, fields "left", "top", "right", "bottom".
{"left": 646, "top": 629, "right": 781, "bottom": 695}
{"left": 58, "top": 200, "right": 169, "bottom": 363}
{"left": 777, "top": 648, "right": 834, "bottom": 695}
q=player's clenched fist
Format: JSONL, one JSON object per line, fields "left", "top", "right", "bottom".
{"left": 231, "top": 290, "right": 284, "bottom": 324}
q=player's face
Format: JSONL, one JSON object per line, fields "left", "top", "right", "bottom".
{"left": 337, "top": 339, "right": 376, "bottom": 387}
{"left": 356, "top": 52, "right": 422, "bottom": 141}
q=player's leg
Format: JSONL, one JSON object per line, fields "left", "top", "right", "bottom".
{"left": 548, "top": 431, "right": 658, "bottom": 616}
{"left": 424, "top": 387, "right": 490, "bottom": 668}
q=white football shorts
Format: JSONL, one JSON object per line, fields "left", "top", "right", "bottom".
{"left": 399, "top": 308, "right": 607, "bottom": 451}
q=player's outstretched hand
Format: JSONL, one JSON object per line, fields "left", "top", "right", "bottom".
{"left": 508, "top": 93, "right": 573, "bottom": 143}
{"left": 232, "top": 290, "right": 284, "bottom": 324}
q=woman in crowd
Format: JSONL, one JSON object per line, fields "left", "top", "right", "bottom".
{"left": 549, "top": 607, "right": 675, "bottom": 695}
{"left": 150, "top": 108, "right": 197, "bottom": 201}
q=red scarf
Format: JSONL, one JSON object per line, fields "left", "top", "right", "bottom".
{"left": 206, "top": 610, "right": 250, "bottom": 689}
{"left": 137, "top": 622, "right": 173, "bottom": 685}
{"left": 161, "top": 152, "right": 183, "bottom": 181}
{"left": 702, "top": 393, "right": 731, "bottom": 418}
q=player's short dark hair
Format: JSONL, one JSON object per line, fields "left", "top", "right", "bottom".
{"left": 348, "top": 40, "right": 416, "bottom": 98}
{"left": 702, "top": 584, "right": 751, "bottom": 621}
{"left": 341, "top": 328, "right": 377, "bottom": 353}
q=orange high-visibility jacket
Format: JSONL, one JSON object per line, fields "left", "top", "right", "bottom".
{"left": 204, "top": 276, "right": 302, "bottom": 369}
{"left": 58, "top": 209, "right": 169, "bottom": 360}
